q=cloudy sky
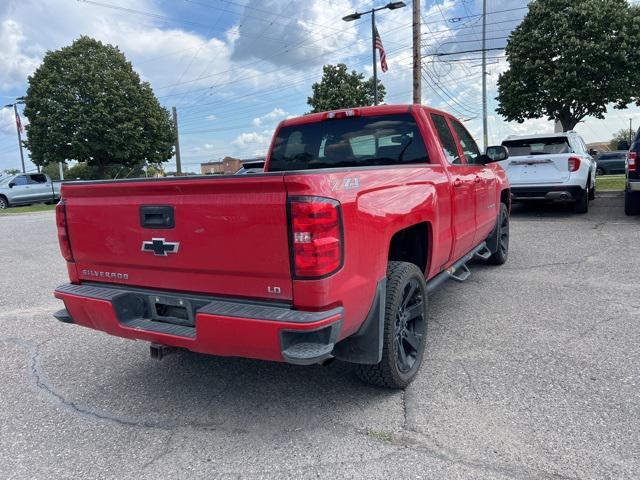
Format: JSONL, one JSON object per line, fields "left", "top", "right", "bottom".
{"left": 0, "top": 0, "right": 638, "bottom": 173}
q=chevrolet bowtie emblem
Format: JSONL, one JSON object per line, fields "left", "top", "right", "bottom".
{"left": 141, "top": 238, "right": 180, "bottom": 256}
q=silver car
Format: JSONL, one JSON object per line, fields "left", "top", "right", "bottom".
{"left": 0, "top": 173, "right": 61, "bottom": 209}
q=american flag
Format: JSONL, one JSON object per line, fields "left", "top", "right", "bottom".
{"left": 374, "top": 25, "right": 388, "bottom": 73}
{"left": 15, "top": 112, "right": 23, "bottom": 133}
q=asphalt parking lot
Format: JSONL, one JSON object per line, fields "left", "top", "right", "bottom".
{"left": 1, "top": 194, "right": 639, "bottom": 479}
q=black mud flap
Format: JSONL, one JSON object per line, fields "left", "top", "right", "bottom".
{"left": 332, "top": 278, "right": 386, "bottom": 365}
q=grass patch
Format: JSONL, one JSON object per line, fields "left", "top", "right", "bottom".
{"left": 366, "top": 429, "right": 394, "bottom": 443}
{"left": 0, "top": 203, "right": 57, "bottom": 215}
{"left": 597, "top": 174, "right": 626, "bottom": 191}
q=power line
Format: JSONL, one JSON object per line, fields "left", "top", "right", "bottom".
{"left": 431, "top": 47, "right": 506, "bottom": 57}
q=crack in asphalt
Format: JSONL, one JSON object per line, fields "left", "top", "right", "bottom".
{"left": 140, "top": 431, "right": 176, "bottom": 471}
{"left": 0, "top": 336, "right": 601, "bottom": 480}
{"left": 0, "top": 336, "right": 227, "bottom": 431}
{"left": 459, "top": 361, "right": 482, "bottom": 403}
{"left": 393, "top": 430, "right": 584, "bottom": 480}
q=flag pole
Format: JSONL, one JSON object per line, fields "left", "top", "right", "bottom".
{"left": 372, "top": 10, "right": 378, "bottom": 105}
{"left": 13, "top": 103, "right": 26, "bottom": 174}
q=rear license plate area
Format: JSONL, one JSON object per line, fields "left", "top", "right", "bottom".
{"left": 150, "top": 295, "right": 194, "bottom": 327}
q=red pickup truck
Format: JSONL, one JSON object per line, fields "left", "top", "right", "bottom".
{"left": 53, "top": 104, "right": 511, "bottom": 389}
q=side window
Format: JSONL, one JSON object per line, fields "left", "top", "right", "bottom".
{"left": 431, "top": 114, "right": 462, "bottom": 164}
{"left": 12, "top": 175, "right": 28, "bottom": 186}
{"left": 451, "top": 120, "right": 481, "bottom": 165}
{"left": 29, "top": 174, "right": 47, "bottom": 184}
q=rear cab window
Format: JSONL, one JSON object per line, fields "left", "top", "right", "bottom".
{"left": 268, "top": 114, "right": 429, "bottom": 171}
{"left": 502, "top": 137, "right": 572, "bottom": 156}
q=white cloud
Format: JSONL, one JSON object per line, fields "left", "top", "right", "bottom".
{"left": 231, "top": 131, "right": 272, "bottom": 156}
{"left": 231, "top": 0, "right": 360, "bottom": 69}
{"left": 205, "top": 114, "right": 217, "bottom": 121}
{"left": 0, "top": 20, "right": 40, "bottom": 89}
{"left": 0, "top": 107, "right": 16, "bottom": 134}
{"left": 252, "top": 107, "right": 288, "bottom": 127}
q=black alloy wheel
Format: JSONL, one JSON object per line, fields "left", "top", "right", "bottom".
{"left": 394, "top": 278, "right": 426, "bottom": 373}
{"left": 356, "top": 261, "right": 428, "bottom": 389}
{"left": 487, "top": 203, "right": 509, "bottom": 265}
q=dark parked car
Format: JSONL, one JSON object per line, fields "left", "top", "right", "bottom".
{"left": 625, "top": 130, "right": 640, "bottom": 215}
{"left": 595, "top": 151, "right": 627, "bottom": 175}
{"left": 235, "top": 160, "right": 265, "bottom": 175}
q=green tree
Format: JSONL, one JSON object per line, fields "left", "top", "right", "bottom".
{"left": 609, "top": 128, "right": 633, "bottom": 150}
{"left": 497, "top": 0, "right": 640, "bottom": 131}
{"left": 41, "top": 162, "right": 67, "bottom": 180}
{"left": 307, "top": 64, "right": 385, "bottom": 113}
{"left": 2, "top": 168, "right": 21, "bottom": 175}
{"left": 23, "top": 36, "right": 175, "bottom": 179}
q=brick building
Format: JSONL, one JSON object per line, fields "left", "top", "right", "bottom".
{"left": 200, "top": 156, "right": 243, "bottom": 175}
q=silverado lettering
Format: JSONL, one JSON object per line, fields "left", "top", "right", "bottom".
{"left": 53, "top": 105, "right": 511, "bottom": 389}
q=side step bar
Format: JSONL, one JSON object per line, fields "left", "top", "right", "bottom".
{"left": 426, "top": 242, "right": 488, "bottom": 294}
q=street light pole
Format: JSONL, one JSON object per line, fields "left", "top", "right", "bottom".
{"left": 342, "top": 2, "right": 406, "bottom": 106}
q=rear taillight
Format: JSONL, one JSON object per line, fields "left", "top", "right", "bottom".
{"left": 56, "top": 200, "right": 74, "bottom": 262}
{"left": 289, "top": 197, "right": 343, "bottom": 278}
{"left": 628, "top": 152, "right": 637, "bottom": 171}
{"left": 568, "top": 156, "right": 581, "bottom": 172}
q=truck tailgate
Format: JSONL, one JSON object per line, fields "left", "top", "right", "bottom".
{"left": 62, "top": 175, "right": 293, "bottom": 301}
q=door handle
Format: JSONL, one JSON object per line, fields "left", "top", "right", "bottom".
{"left": 474, "top": 176, "right": 482, "bottom": 183}
{"left": 453, "top": 178, "right": 463, "bottom": 187}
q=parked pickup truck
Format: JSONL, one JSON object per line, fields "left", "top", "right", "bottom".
{"left": 499, "top": 131, "right": 596, "bottom": 213}
{"left": 0, "top": 173, "right": 61, "bottom": 209}
{"left": 53, "top": 105, "right": 511, "bottom": 388}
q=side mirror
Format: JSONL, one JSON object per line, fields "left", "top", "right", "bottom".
{"left": 8, "top": 182, "right": 14, "bottom": 188}
{"left": 484, "top": 145, "right": 509, "bottom": 163}
{"left": 588, "top": 148, "right": 599, "bottom": 157}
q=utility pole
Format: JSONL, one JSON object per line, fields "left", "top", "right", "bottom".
{"left": 412, "top": 0, "right": 421, "bottom": 104}
{"left": 58, "top": 162, "right": 64, "bottom": 180}
{"left": 630, "top": 118, "right": 633, "bottom": 146}
{"left": 481, "top": 0, "right": 488, "bottom": 150}
{"left": 172, "top": 106, "right": 182, "bottom": 175}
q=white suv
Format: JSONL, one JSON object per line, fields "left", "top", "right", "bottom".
{"left": 497, "top": 132, "right": 596, "bottom": 213}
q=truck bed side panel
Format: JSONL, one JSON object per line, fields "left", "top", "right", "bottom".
{"left": 284, "top": 166, "right": 452, "bottom": 339}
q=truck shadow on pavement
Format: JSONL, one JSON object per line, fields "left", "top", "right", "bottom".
{"left": 34, "top": 335, "right": 406, "bottom": 433}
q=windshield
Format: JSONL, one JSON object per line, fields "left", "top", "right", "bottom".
{"left": 269, "top": 114, "right": 429, "bottom": 171}
{"left": 502, "top": 137, "right": 572, "bottom": 156}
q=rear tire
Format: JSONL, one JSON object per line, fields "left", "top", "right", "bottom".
{"left": 574, "top": 185, "right": 589, "bottom": 213}
{"left": 0, "top": 196, "right": 8, "bottom": 210}
{"left": 596, "top": 167, "right": 605, "bottom": 176}
{"left": 588, "top": 175, "right": 595, "bottom": 200}
{"left": 625, "top": 189, "right": 640, "bottom": 215}
{"left": 487, "top": 203, "right": 509, "bottom": 265}
{"left": 355, "top": 261, "right": 428, "bottom": 389}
